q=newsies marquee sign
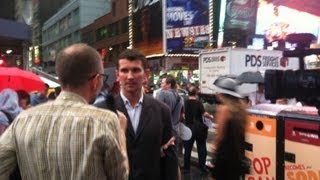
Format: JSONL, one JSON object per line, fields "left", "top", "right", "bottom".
{"left": 164, "top": 0, "right": 213, "bottom": 54}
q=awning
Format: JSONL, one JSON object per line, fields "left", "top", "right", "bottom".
{"left": 0, "top": 18, "right": 31, "bottom": 41}
{"left": 40, "top": 76, "right": 60, "bottom": 88}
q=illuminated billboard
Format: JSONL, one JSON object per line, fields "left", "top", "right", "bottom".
{"left": 131, "top": 0, "right": 163, "bottom": 56}
{"left": 224, "top": 0, "right": 258, "bottom": 31}
{"left": 256, "top": 0, "right": 320, "bottom": 43}
{"left": 165, "top": 0, "right": 211, "bottom": 54}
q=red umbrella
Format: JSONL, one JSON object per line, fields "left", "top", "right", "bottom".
{"left": 0, "top": 67, "right": 46, "bottom": 92}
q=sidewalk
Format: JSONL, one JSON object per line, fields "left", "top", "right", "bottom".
{"left": 181, "top": 165, "right": 213, "bottom": 180}
{"left": 180, "top": 128, "right": 215, "bottom": 180}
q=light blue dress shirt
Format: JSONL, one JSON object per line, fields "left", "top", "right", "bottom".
{"left": 120, "top": 91, "right": 143, "bottom": 133}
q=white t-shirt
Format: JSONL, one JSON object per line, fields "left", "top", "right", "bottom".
{"left": 248, "top": 92, "right": 271, "bottom": 106}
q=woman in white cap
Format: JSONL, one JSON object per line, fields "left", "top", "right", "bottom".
{"left": 211, "top": 76, "right": 249, "bottom": 180}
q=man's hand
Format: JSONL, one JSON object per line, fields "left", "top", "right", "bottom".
{"left": 161, "top": 136, "right": 175, "bottom": 157}
{"left": 117, "top": 111, "right": 129, "bottom": 170}
{"left": 117, "top": 110, "right": 127, "bottom": 132}
{"left": 203, "top": 112, "right": 214, "bottom": 121}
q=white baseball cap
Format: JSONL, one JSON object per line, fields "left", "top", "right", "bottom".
{"left": 178, "top": 123, "right": 192, "bottom": 141}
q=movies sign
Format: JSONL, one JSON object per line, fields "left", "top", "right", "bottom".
{"left": 165, "top": 0, "right": 210, "bottom": 54}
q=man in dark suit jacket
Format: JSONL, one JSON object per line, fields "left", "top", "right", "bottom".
{"left": 96, "top": 49, "right": 178, "bottom": 180}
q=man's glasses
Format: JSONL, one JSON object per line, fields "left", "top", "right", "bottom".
{"left": 88, "top": 73, "right": 108, "bottom": 83}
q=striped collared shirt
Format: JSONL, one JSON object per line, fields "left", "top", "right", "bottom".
{"left": 0, "top": 91, "right": 128, "bottom": 180}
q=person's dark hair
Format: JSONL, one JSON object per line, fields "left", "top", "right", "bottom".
{"left": 55, "top": 43, "right": 101, "bottom": 88}
{"left": 165, "top": 74, "right": 177, "bottom": 89}
{"left": 54, "top": 86, "right": 61, "bottom": 96}
{"left": 48, "top": 92, "right": 56, "bottom": 100}
{"left": 188, "top": 86, "right": 198, "bottom": 96}
{"left": 117, "top": 49, "right": 148, "bottom": 69}
{"left": 45, "top": 83, "right": 49, "bottom": 89}
{"left": 16, "top": 90, "right": 30, "bottom": 105}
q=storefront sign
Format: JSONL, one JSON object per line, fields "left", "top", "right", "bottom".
{"left": 164, "top": 57, "right": 198, "bottom": 70}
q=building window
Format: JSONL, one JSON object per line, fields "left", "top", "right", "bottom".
{"left": 121, "top": 17, "right": 129, "bottom": 34}
{"left": 112, "top": 2, "right": 116, "bottom": 16}
{"left": 82, "top": 31, "right": 94, "bottom": 44}
{"left": 54, "top": 24, "right": 59, "bottom": 35}
{"left": 108, "top": 22, "right": 118, "bottom": 37}
{"left": 73, "top": 31, "right": 80, "bottom": 42}
{"left": 67, "top": 13, "right": 72, "bottom": 28}
{"left": 96, "top": 26, "right": 107, "bottom": 41}
{"left": 121, "top": 42, "right": 129, "bottom": 51}
{"left": 73, "top": 8, "right": 80, "bottom": 25}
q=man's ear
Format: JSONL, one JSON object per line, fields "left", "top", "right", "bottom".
{"left": 115, "top": 70, "right": 120, "bottom": 82}
{"left": 89, "top": 75, "right": 99, "bottom": 91}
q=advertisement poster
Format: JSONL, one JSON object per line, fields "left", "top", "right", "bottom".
{"left": 229, "top": 48, "right": 299, "bottom": 75}
{"left": 256, "top": 0, "right": 320, "bottom": 43}
{"left": 284, "top": 120, "right": 320, "bottom": 180}
{"left": 245, "top": 114, "right": 277, "bottom": 179}
{"left": 199, "top": 50, "right": 230, "bottom": 94}
{"left": 224, "top": 0, "right": 258, "bottom": 31}
{"left": 165, "top": 0, "right": 210, "bottom": 54}
{"left": 132, "top": 0, "right": 163, "bottom": 56}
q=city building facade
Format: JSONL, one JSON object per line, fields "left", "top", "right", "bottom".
{"left": 81, "top": 0, "right": 129, "bottom": 68}
{"left": 41, "top": 0, "right": 111, "bottom": 72}
{"left": 30, "top": 0, "right": 70, "bottom": 68}
{"left": 0, "top": 0, "right": 31, "bottom": 69}
{"left": 0, "top": 0, "right": 15, "bottom": 20}
{"left": 15, "top": 0, "right": 33, "bottom": 25}
{"left": 0, "top": 18, "right": 31, "bottom": 69}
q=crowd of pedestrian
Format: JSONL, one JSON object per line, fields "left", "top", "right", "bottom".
{"left": 0, "top": 43, "right": 254, "bottom": 180}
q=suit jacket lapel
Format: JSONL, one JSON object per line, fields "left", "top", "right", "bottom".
{"left": 135, "top": 95, "right": 152, "bottom": 138}
{"left": 114, "top": 95, "right": 135, "bottom": 139}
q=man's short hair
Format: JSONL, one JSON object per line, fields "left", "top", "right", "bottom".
{"left": 165, "top": 75, "right": 177, "bottom": 89}
{"left": 117, "top": 49, "right": 148, "bottom": 70}
{"left": 188, "top": 86, "right": 198, "bottom": 96}
{"left": 55, "top": 43, "right": 102, "bottom": 88}
{"left": 16, "top": 90, "right": 30, "bottom": 104}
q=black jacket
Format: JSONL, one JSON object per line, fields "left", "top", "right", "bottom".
{"left": 95, "top": 95, "right": 178, "bottom": 180}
